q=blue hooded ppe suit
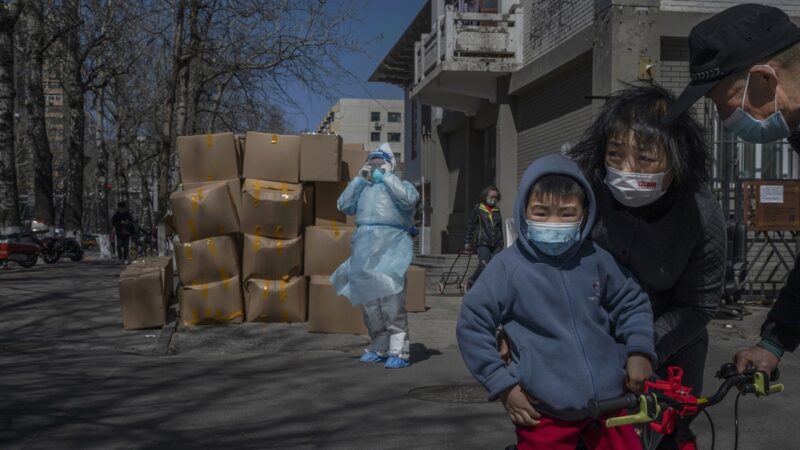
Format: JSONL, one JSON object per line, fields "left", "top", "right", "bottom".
{"left": 331, "top": 150, "right": 419, "bottom": 358}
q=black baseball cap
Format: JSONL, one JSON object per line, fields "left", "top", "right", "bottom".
{"left": 663, "top": 4, "right": 800, "bottom": 124}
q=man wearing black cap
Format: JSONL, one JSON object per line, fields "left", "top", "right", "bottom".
{"left": 665, "top": 3, "right": 800, "bottom": 376}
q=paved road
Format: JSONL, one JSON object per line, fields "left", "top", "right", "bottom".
{"left": 1, "top": 261, "right": 797, "bottom": 449}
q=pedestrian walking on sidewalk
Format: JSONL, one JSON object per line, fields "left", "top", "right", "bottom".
{"left": 332, "top": 144, "right": 420, "bottom": 369}
{"left": 112, "top": 202, "right": 135, "bottom": 264}
{"left": 463, "top": 185, "right": 503, "bottom": 291}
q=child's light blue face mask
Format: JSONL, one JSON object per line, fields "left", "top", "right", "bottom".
{"left": 526, "top": 219, "right": 581, "bottom": 256}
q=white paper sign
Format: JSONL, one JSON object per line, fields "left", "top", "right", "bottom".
{"left": 760, "top": 185, "right": 784, "bottom": 204}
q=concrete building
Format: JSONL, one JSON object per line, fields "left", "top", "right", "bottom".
{"left": 317, "top": 98, "right": 406, "bottom": 161}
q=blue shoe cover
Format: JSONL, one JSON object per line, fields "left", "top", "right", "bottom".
{"left": 359, "top": 350, "right": 386, "bottom": 363}
{"left": 384, "top": 356, "right": 411, "bottom": 369}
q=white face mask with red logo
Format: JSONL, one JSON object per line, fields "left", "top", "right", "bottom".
{"left": 604, "top": 165, "right": 667, "bottom": 208}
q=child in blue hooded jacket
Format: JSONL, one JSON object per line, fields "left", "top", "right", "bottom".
{"left": 456, "top": 154, "right": 655, "bottom": 450}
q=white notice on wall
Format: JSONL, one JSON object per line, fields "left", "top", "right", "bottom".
{"left": 760, "top": 185, "right": 784, "bottom": 204}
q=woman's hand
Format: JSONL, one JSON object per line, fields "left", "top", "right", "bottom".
{"left": 500, "top": 384, "right": 541, "bottom": 427}
{"left": 626, "top": 353, "right": 653, "bottom": 394}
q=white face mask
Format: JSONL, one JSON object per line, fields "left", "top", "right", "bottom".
{"left": 604, "top": 165, "right": 667, "bottom": 208}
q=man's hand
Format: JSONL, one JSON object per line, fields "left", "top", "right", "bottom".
{"left": 734, "top": 345, "right": 780, "bottom": 374}
{"left": 380, "top": 160, "right": 393, "bottom": 174}
{"left": 462, "top": 244, "right": 472, "bottom": 255}
{"left": 500, "top": 385, "right": 541, "bottom": 427}
{"left": 626, "top": 354, "right": 652, "bottom": 394}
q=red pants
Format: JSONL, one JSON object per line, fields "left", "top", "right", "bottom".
{"left": 516, "top": 413, "right": 641, "bottom": 450}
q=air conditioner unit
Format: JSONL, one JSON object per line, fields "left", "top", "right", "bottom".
{"left": 373, "top": 122, "right": 382, "bottom": 130}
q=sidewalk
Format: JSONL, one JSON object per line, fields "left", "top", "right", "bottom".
{"left": 1, "top": 261, "right": 797, "bottom": 449}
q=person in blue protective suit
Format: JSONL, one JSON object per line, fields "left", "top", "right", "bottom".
{"left": 331, "top": 144, "right": 420, "bottom": 369}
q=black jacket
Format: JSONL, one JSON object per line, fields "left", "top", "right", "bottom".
{"left": 464, "top": 203, "right": 503, "bottom": 249}
{"left": 761, "top": 256, "right": 800, "bottom": 352}
{"left": 112, "top": 211, "right": 134, "bottom": 236}
{"left": 591, "top": 184, "right": 726, "bottom": 365}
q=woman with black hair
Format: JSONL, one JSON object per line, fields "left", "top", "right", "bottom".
{"left": 568, "top": 84, "right": 726, "bottom": 450}
{"left": 463, "top": 185, "right": 504, "bottom": 290}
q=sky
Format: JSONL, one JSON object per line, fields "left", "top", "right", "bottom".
{"left": 283, "top": 0, "right": 427, "bottom": 133}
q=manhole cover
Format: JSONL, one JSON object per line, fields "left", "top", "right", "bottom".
{"left": 407, "top": 384, "right": 488, "bottom": 403}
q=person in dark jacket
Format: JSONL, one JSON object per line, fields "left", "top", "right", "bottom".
{"left": 662, "top": 3, "right": 800, "bottom": 377}
{"left": 457, "top": 154, "right": 655, "bottom": 449}
{"left": 463, "top": 186, "right": 503, "bottom": 289}
{"left": 111, "top": 201, "right": 135, "bottom": 263}
{"left": 568, "top": 84, "right": 726, "bottom": 450}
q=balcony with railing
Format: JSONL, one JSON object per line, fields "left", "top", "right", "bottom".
{"left": 410, "top": 5, "right": 523, "bottom": 114}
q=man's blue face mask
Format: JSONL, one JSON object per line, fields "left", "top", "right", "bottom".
{"left": 525, "top": 220, "right": 581, "bottom": 256}
{"left": 371, "top": 168, "right": 385, "bottom": 183}
{"left": 723, "top": 65, "right": 791, "bottom": 144}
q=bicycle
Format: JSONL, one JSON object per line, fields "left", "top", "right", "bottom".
{"left": 588, "top": 363, "right": 784, "bottom": 450}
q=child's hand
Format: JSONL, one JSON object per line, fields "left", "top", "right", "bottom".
{"left": 500, "top": 384, "right": 541, "bottom": 426}
{"left": 626, "top": 354, "right": 653, "bottom": 394}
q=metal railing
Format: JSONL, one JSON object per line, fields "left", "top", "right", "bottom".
{"left": 413, "top": 5, "right": 524, "bottom": 85}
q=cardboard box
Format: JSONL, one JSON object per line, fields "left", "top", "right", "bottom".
{"left": 342, "top": 144, "right": 369, "bottom": 180}
{"left": 118, "top": 265, "right": 168, "bottom": 330}
{"left": 240, "top": 179, "right": 303, "bottom": 238}
{"left": 244, "top": 277, "right": 307, "bottom": 323}
{"left": 304, "top": 226, "right": 355, "bottom": 276}
{"left": 242, "top": 132, "right": 301, "bottom": 183}
{"left": 300, "top": 134, "right": 342, "bottom": 182}
{"left": 307, "top": 276, "right": 367, "bottom": 334}
{"left": 174, "top": 236, "right": 240, "bottom": 286}
{"left": 179, "top": 276, "right": 244, "bottom": 325}
{"left": 405, "top": 265, "right": 427, "bottom": 312}
{"left": 242, "top": 234, "right": 302, "bottom": 281}
{"left": 171, "top": 181, "right": 240, "bottom": 242}
{"left": 313, "top": 181, "right": 355, "bottom": 226}
{"left": 177, "top": 132, "right": 240, "bottom": 182}
{"left": 130, "top": 256, "right": 175, "bottom": 305}
{"left": 302, "top": 184, "right": 315, "bottom": 229}
{"left": 183, "top": 179, "right": 242, "bottom": 219}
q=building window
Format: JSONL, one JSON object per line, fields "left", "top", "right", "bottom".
{"left": 370, "top": 111, "right": 380, "bottom": 122}
{"left": 388, "top": 132, "right": 401, "bottom": 142}
{"left": 370, "top": 132, "right": 381, "bottom": 142}
{"left": 388, "top": 112, "right": 401, "bottom": 123}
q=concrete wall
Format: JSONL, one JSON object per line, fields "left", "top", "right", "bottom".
{"left": 496, "top": 104, "right": 518, "bottom": 217}
{"left": 660, "top": 0, "right": 800, "bottom": 16}
{"left": 522, "top": 0, "right": 593, "bottom": 65}
{"left": 517, "top": 106, "right": 593, "bottom": 180}
{"left": 515, "top": 53, "right": 593, "bottom": 182}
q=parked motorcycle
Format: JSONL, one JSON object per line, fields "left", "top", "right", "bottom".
{"left": 0, "top": 220, "right": 60, "bottom": 268}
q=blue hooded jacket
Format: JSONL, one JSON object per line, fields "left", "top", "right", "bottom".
{"left": 456, "top": 154, "right": 656, "bottom": 421}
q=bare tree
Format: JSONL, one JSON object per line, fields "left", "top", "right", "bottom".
{"left": 19, "top": 0, "right": 54, "bottom": 227}
{"left": 0, "top": 0, "right": 22, "bottom": 234}
{"left": 60, "top": 0, "right": 84, "bottom": 236}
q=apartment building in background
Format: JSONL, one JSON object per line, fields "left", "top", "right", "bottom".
{"left": 371, "top": 0, "right": 800, "bottom": 295}
{"left": 317, "top": 99, "right": 406, "bottom": 162}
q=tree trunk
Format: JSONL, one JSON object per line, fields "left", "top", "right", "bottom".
{"left": 62, "top": 0, "right": 84, "bottom": 236}
{"left": 94, "top": 87, "right": 109, "bottom": 233}
{"left": 0, "top": 3, "right": 22, "bottom": 235}
{"left": 157, "top": 0, "right": 186, "bottom": 219}
{"left": 21, "top": 2, "right": 54, "bottom": 227}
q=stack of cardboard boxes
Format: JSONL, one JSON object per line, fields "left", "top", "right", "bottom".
{"left": 172, "top": 132, "right": 244, "bottom": 325}
{"left": 240, "top": 133, "right": 306, "bottom": 323}
{"left": 120, "top": 131, "right": 427, "bottom": 333}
